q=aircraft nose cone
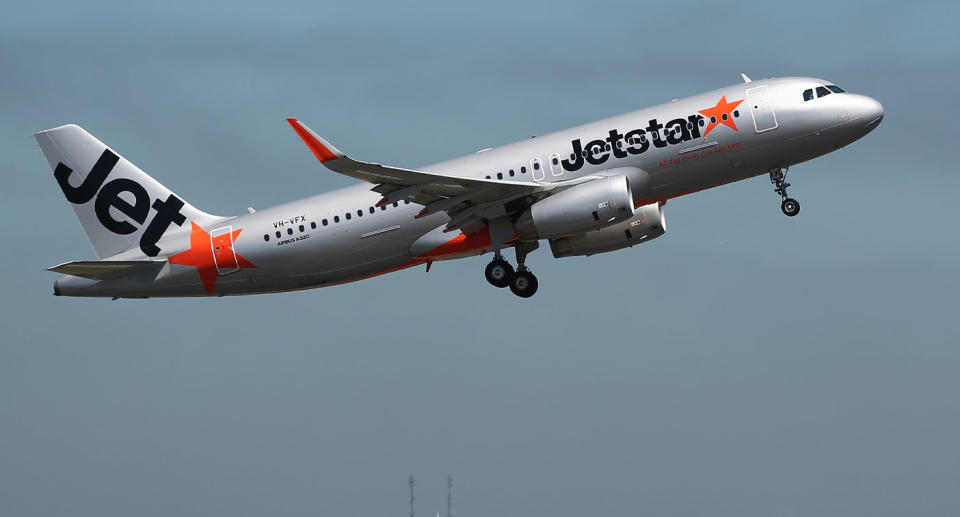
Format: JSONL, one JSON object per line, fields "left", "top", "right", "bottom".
{"left": 860, "top": 95, "right": 884, "bottom": 128}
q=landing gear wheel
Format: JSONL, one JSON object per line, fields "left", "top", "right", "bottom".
{"left": 510, "top": 270, "right": 539, "bottom": 298}
{"left": 770, "top": 168, "right": 800, "bottom": 218}
{"left": 781, "top": 198, "right": 800, "bottom": 217}
{"left": 484, "top": 258, "right": 514, "bottom": 288}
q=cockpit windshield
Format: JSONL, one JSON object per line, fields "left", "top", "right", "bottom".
{"left": 803, "top": 84, "right": 846, "bottom": 101}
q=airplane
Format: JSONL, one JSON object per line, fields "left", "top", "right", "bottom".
{"left": 36, "top": 75, "right": 883, "bottom": 299}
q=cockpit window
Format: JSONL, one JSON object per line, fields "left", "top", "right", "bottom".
{"left": 826, "top": 85, "right": 845, "bottom": 93}
{"left": 816, "top": 86, "right": 831, "bottom": 98}
{"left": 803, "top": 89, "right": 814, "bottom": 101}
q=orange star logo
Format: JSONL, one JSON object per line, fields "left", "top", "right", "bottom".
{"left": 169, "top": 222, "right": 255, "bottom": 295}
{"left": 698, "top": 95, "right": 744, "bottom": 137}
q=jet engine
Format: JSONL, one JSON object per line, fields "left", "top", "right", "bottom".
{"left": 548, "top": 202, "right": 666, "bottom": 258}
{"left": 514, "top": 176, "right": 634, "bottom": 240}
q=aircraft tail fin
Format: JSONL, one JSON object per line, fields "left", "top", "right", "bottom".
{"left": 34, "top": 124, "right": 222, "bottom": 259}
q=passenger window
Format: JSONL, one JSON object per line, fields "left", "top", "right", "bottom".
{"left": 380, "top": 205, "right": 386, "bottom": 211}
{"left": 552, "top": 157, "right": 559, "bottom": 165}
{"left": 275, "top": 231, "right": 281, "bottom": 238}
{"left": 733, "top": 110, "right": 740, "bottom": 117}
{"left": 816, "top": 86, "right": 831, "bottom": 98}
{"left": 356, "top": 210, "right": 362, "bottom": 217}
{"left": 803, "top": 89, "right": 814, "bottom": 101}
{"left": 345, "top": 213, "right": 351, "bottom": 220}
{"left": 521, "top": 166, "right": 527, "bottom": 173}
{"left": 311, "top": 222, "right": 316, "bottom": 229}
{"left": 533, "top": 162, "right": 540, "bottom": 170}
{"left": 369, "top": 207, "right": 374, "bottom": 214}
{"left": 698, "top": 119, "right": 705, "bottom": 126}
{"left": 509, "top": 169, "right": 515, "bottom": 176}
{"left": 497, "top": 172, "right": 503, "bottom": 179}
{"left": 299, "top": 224, "right": 304, "bottom": 232}
{"left": 322, "top": 219, "right": 328, "bottom": 226}
{"left": 827, "top": 85, "right": 845, "bottom": 93}
{"left": 287, "top": 228, "right": 293, "bottom": 235}
{"left": 334, "top": 216, "right": 340, "bottom": 223}
{"left": 392, "top": 202, "right": 398, "bottom": 207}
{"left": 263, "top": 234, "right": 269, "bottom": 241}
{"left": 404, "top": 200, "right": 410, "bottom": 204}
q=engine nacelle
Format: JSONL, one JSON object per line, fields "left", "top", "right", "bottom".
{"left": 549, "top": 202, "right": 666, "bottom": 258}
{"left": 515, "top": 176, "right": 634, "bottom": 240}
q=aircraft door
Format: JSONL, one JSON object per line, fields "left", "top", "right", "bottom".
{"left": 531, "top": 158, "right": 544, "bottom": 181}
{"left": 746, "top": 85, "right": 779, "bottom": 133}
{"left": 549, "top": 153, "right": 563, "bottom": 176}
{"left": 211, "top": 226, "right": 240, "bottom": 275}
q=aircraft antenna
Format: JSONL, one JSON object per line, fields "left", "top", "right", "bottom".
{"left": 447, "top": 475, "right": 453, "bottom": 517}
{"left": 409, "top": 474, "right": 415, "bottom": 517}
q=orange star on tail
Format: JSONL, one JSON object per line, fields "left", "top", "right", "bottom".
{"left": 698, "top": 95, "right": 744, "bottom": 137}
{"left": 169, "top": 222, "right": 255, "bottom": 295}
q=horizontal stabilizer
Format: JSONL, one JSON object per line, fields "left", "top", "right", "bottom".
{"left": 47, "top": 260, "right": 165, "bottom": 280}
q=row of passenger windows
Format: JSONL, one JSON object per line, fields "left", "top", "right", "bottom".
{"left": 262, "top": 200, "right": 411, "bottom": 241}
{"left": 803, "top": 85, "right": 845, "bottom": 101}
{"left": 487, "top": 166, "right": 527, "bottom": 180}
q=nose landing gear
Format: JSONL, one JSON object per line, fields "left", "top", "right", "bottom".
{"left": 770, "top": 168, "right": 800, "bottom": 217}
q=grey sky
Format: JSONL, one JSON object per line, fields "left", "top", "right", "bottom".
{"left": 2, "top": 1, "right": 958, "bottom": 516}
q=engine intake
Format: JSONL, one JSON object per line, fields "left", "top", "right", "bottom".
{"left": 515, "top": 176, "right": 634, "bottom": 240}
{"left": 549, "top": 202, "right": 666, "bottom": 258}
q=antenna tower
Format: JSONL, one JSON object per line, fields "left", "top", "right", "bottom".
{"left": 446, "top": 475, "right": 453, "bottom": 517}
{"left": 409, "top": 474, "right": 415, "bottom": 517}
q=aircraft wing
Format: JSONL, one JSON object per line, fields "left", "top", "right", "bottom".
{"left": 286, "top": 118, "right": 546, "bottom": 225}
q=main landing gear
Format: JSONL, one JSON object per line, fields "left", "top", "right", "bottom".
{"left": 484, "top": 242, "right": 539, "bottom": 298}
{"left": 484, "top": 255, "right": 514, "bottom": 288}
{"left": 770, "top": 167, "right": 800, "bottom": 217}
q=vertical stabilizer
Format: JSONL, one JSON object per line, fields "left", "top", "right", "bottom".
{"left": 34, "top": 124, "right": 223, "bottom": 258}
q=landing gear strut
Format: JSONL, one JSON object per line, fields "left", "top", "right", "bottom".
{"left": 770, "top": 167, "right": 800, "bottom": 217}
{"left": 510, "top": 242, "right": 539, "bottom": 298}
{"left": 483, "top": 242, "right": 539, "bottom": 298}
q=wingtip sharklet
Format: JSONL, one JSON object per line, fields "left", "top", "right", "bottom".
{"left": 286, "top": 118, "right": 345, "bottom": 163}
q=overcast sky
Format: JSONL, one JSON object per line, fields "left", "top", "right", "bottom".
{"left": 2, "top": 1, "right": 958, "bottom": 516}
